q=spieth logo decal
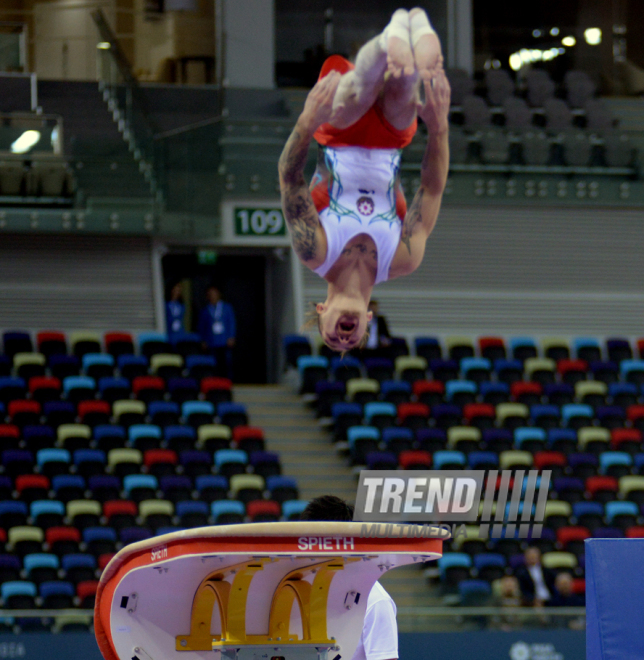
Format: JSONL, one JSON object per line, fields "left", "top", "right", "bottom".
{"left": 356, "top": 196, "right": 375, "bottom": 216}
{"left": 150, "top": 545, "right": 168, "bottom": 562}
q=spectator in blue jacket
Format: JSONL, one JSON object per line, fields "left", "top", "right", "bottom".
{"left": 166, "top": 282, "right": 185, "bottom": 342}
{"left": 198, "top": 285, "right": 236, "bottom": 379}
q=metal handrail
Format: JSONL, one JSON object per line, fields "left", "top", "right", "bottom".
{"left": 397, "top": 606, "right": 585, "bottom": 617}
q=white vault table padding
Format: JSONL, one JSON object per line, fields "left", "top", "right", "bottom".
{"left": 95, "top": 522, "right": 446, "bottom": 660}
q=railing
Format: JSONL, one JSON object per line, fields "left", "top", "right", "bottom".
{"left": 92, "top": 9, "right": 160, "bottom": 201}
{"left": 397, "top": 606, "right": 586, "bottom": 633}
{"left": 0, "top": 606, "right": 585, "bottom": 634}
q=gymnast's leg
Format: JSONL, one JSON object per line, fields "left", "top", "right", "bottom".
{"left": 329, "top": 9, "right": 415, "bottom": 130}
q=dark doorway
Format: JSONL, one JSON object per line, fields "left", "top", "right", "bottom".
{"left": 162, "top": 252, "right": 267, "bottom": 384}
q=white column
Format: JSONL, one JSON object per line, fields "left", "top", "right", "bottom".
{"left": 446, "top": 0, "right": 473, "bottom": 75}
{"left": 222, "top": 0, "right": 274, "bottom": 88}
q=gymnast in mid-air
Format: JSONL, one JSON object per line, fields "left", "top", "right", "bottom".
{"left": 278, "top": 7, "right": 450, "bottom": 351}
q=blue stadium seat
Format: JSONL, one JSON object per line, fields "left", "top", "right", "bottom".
{"left": 331, "top": 356, "right": 362, "bottom": 383}
{"left": 83, "top": 527, "right": 117, "bottom": 556}
{"left": 468, "top": 451, "right": 499, "bottom": 470}
{"left": 473, "top": 553, "right": 506, "bottom": 580}
{"left": 119, "top": 527, "right": 153, "bottom": 546}
{"left": 445, "top": 380, "right": 477, "bottom": 404}
{"left": 217, "top": 402, "right": 248, "bottom": 428}
{"left": 62, "top": 376, "right": 96, "bottom": 402}
{"left": 0, "top": 502, "right": 28, "bottom": 529}
{"left": 215, "top": 449, "right": 247, "bottom": 478}
{"left": 170, "top": 332, "right": 202, "bottom": 357}
{"left": 248, "top": 451, "right": 281, "bottom": 479}
{"left": 48, "top": 355, "right": 80, "bottom": 380}
{"left": 29, "top": 500, "right": 65, "bottom": 529}
{"left": 98, "top": 377, "right": 130, "bottom": 403}
{"left": 433, "top": 450, "right": 466, "bottom": 469}
{"left": 379, "top": 380, "right": 411, "bottom": 405}
{"left": 365, "top": 451, "right": 398, "bottom": 470}
{"left": 606, "top": 338, "right": 632, "bottom": 364}
{"left": 561, "top": 404, "right": 594, "bottom": 429}
{"left": 364, "top": 358, "right": 395, "bottom": 383}
{"left": 609, "top": 382, "right": 638, "bottom": 407}
{"left": 82, "top": 353, "right": 114, "bottom": 380}
{"left": 73, "top": 449, "right": 106, "bottom": 479}
{"left": 0, "top": 377, "right": 27, "bottom": 404}
{"left": 23, "top": 553, "right": 59, "bottom": 585}
{"left": 282, "top": 500, "right": 307, "bottom": 521}
{"left": 61, "top": 553, "right": 96, "bottom": 585}
{"left": 600, "top": 451, "right": 632, "bottom": 476}
{"left": 51, "top": 475, "right": 86, "bottom": 503}
{"left": 211, "top": 500, "right": 245, "bottom": 524}
{"left": 123, "top": 474, "right": 158, "bottom": 502}
{"left": 266, "top": 476, "right": 298, "bottom": 504}
{"left": 479, "top": 381, "right": 509, "bottom": 405}
{"left": 39, "top": 580, "right": 75, "bottom": 608}
{"left": 22, "top": 425, "right": 55, "bottom": 452}
{"left": 128, "top": 424, "right": 162, "bottom": 452}
{"left": 415, "top": 337, "right": 442, "bottom": 362}
{"left": 167, "top": 377, "right": 199, "bottom": 404}
{"left": 185, "top": 355, "right": 216, "bottom": 379}
{"left": 547, "top": 428, "right": 578, "bottom": 454}
{"left": 574, "top": 337, "right": 601, "bottom": 362}
{"left": 552, "top": 477, "right": 584, "bottom": 504}
{"left": 297, "top": 356, "right": 329, "bottom": 394}
{"left": 164, "top": 425, "right": 196, "bottom": 454}
{"left": 459, "top": 578, "right": 492, "bottom": 604}
{"left": 116, "top": 355, "right": 149, "bottom": 381}
{"left": 530, "top": 404, "right": 561, "bottom": 429}
{"left": 621, "top": 360, "right": 644, "bottom": 386}
{"left": 381, "top": 427, "right": 414, "bottom": 455}
{"left": 363, "top": 402, "right": 396, "bottom": 429}
{"left": 1, "top": 581, "right": 37, "bottom": 608}
{"left": 509, "top": 337, "right": 538, "bottom": 362}
{"left": 159, "top": 475, "right": 192, "bottom": 503}
{"left": 138, "top": 332, "right": 170, "bottom": 358}
{"left": 429, "top": 359, "right": 458, "bottom": 382}
{"left": 195, "top": 475, "right": 228, "bottom": 503}
{"left": 315, "top": 381, "right": 346, "bottom": 418}
{"left": 347, "top": 426, "right": 380, "bottom": 464}
{"left": 179, "top": 450, "right": 212, "bottom": 478}
{"left": 605, "top": 501, "right": 638, "bottom": 527}
{"left": 438, "top": 552, "right": 472, "bottom": 583}
{"left": 182, "top": 401, "right": 215, "bottom": 427}
{"left": 148, "top": 401, "right": 180, "bottom": 428}
{"left": 514, "top": 427, "right": 547, "bottom": 452}
{"left": 175, "top": 500, "right": 209, "bottom": 528}
{"left": 2, "top": 449, "right": 34, "bottom": 478}
{"left": 36, "top": 448, "right": 70, "bottom": 478}
{"left": 93, "top": 424, "right": 126, "bottom": 452}
{"left": 460, "top": 357, "right": 492, "bottom": 384}
{"left": 589, "top": 361, "right": 619, "bottom": 385}
{"left": 432, "top": 404, "right": 462, "bottom": 429}
{"left": 283, "top": 335, "right": 312, "bottom": 368}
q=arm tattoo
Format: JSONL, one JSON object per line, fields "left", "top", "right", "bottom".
{"left": 400, "top": 188, "right": 424, "bottom": 255}
{"left": 278, "top": 125, "right": 321, "bottom": 263}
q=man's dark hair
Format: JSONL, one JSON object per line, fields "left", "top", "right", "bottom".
{"left": 300, "top": 495, "right": 355, "bottom": 522}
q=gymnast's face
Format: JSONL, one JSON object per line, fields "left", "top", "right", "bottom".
{"left": 316, "top": 302, "right": 372, "bottom": 351}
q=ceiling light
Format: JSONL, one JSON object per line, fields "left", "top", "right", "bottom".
{"left": 584, "top": 28, "right": 602, "bottom": 45}
{"left": 97, "top": 42, "right": 111, "bottom": 49}
{"left": 532, "top": 29, "right": 542, "bottom": 38}
{"left": 11, "top": 130, "right": 41, "bottom": 154}
{"left": 562, "top": 36, "right": 576, "bottom": 47}
{"left": 509, "top": 53, "right": 522, "bottom": 71}
{"left": 550, "top": 27, "right": 560, "bottom": 36}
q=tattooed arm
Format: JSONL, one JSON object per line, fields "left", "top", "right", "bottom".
{"left": 278, "top": 71, "right": 342, "bottom": 268}
{"left": 390, "top": 68, "right": 450, "bottom": 278}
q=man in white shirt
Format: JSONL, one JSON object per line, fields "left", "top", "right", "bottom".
{"left": 299, "top": 495, "right": 398, "bottom": 660}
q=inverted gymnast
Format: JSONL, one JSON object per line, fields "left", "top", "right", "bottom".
{"left": 279, "top": 8, "right": 450, "bottom": 352}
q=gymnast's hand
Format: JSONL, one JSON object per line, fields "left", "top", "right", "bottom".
{"left": 298, "top": 71, "right": 344, "bottom": 133}
{"left": 417, "top": 66, "right": 451, "bottom": 135}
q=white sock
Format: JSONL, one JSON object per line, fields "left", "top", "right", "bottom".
{"left": 410, "top": 9, "right": 436, "bottom": 47}
{"left": 378, "top": 9, "right": 411, "bottom": 52}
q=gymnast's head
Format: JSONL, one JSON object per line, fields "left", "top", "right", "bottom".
{"left": 306, "top": 295, "right": 373, "bottom": 352}
{"left": 300, "top": 495, "right": 355, "bottom": 522}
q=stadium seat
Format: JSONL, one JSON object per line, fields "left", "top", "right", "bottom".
{"left": 297, "top": 356, "right": 329, "bottom": 394}
{"left": 70, "top": 332, "right": 101, "bottom": 358}
{"left": 230, "top": 474, "right": 264, "bottom": 504}
{"left": 557, "top": 359, "right": 588, "bottom": 385}
{"left": 574, "top": 337, "right": 601, "bottom": 363}
{"left": 445, "top": 380, "right": 477, "bottom": 406}
{"left": 113, "top": 400, "right": 146, "bottom": 428}
{"left": 429, "top": 359, "right": 458, "bottom": 382}
{"left": 1, "top": 581, "right": 37, "bottom": 608}
{"left": 282, "top": 500, "right": 307, "bottom": 521}
{"left": 364, "top": 402, "right": 397, "bottom": 430}
{"left": 82, "top": 353, "right": 114, "bottom": 380}
{"left": 182, "top": 401, "right": 215, "bottom": 428}
{"left": 103, "top": 500, "right": 137, "bottom": 532}
{"left": 530, "top": 404, "right": 560, "bottom": 430}
{"left": 479, "top": 337, "right": 506, "bottom": 361}
{"left": 46, "top": 526, "right": 81, "bottom": 557}
{"left": 542, "top": 338, "right": 570, "bottom": 363}
{"left": 438, "top": 553, "right": 472, "bottom": 586}
{"left": 467, "top": 451, "right": 498, "bottom": 470}
{"left": 586, "top": 476, "right": 618, "bottom": 504}
{"left": 51, "top": 475, "right": 85, "bottom": 504}
{"left": 123, "top": 474, "right": 158, "bottom": 503}
{"left": 533, "top": 451, "right": 567, "bottom": 478}
{"left": 185, "top": 355, "right": 217, "bottom": 380}
{"left": 138, "top": 500, "right": 174, "bottom": 532}
{"left": 494, "top": 359, "right": 524, "bottom": 384}
{"left": 160, "top": 475, "right": 192, "bottom": 503}
{"left": 128, "top": 424, "right": 162, "bottom": 452}
{"left": 249, "top": 451, "right": 281, "bottom": 479}
{"left": 446, "top": 336, "right": 475, "bottom": 362}
{"left": 380, "top": 427, "right": 414, "bottom": 456}
{"left": 611, "top": 429, "right": 642, "bottom": 455}
{"left": 482, "top": 429, "right": 513, "bottom": 453}
{"left": 15, "top": 474, "right": 49, "bottom": 503}
{"left": 233, "top": 427, "right": 265, "bottom": 455}
{"left": 215, "top": 449, "right": 247, "bottom": 478}
{"left": 132, "top": 376, "right": 165, "bottom": 404}
{"left": 395, "top": 356, "right": 428, "bottom": 383}
{"left": 618, "top": 476, "right": 644, "bottom": 505}
{"left": 447, "top": 426, "right": 481, "bottom": 453}
{"left": 473, "top": 553, "right": 506, "bottom": 582}
{"left": 0, "top": 377, "right": 27, "bottom": 404}
{"left": 24, "top": 553, "right": 59, "bottom": 585}
{"left": 347, "top": 426, "right": 380, "bottom": 465}
{"left": 605, "top": 501, "right": 638, "bottom": 530}
{"left": 8, "top": 400, "right": 41, "bottom": 428}
{"left": 510, "top": 337, "right": 538, "bottom": 362}
{"left": 58, "top": 423, "right": 92, "bottom": 451}
{"left": 379, "top": 380, "right": 411, "bottom": 406}
{"left": 200, "top": 378, "right": 233, "bottom": 405}
{"left": 628, "top": 405, "right": 644, "bottom": 433}
{"left": 94, "top": 425, "right": 126, "bottom": 452}
{"left": 138, "top": 333, "right": 170, "bottom": 359}
{"left": 562, "top": 404, "right": 594, "bottom": 429}
{"left": 180, "top": 450, "right": 212, "bottom": 478}
{"left": 496, "top": 403, "right": 529, "bottom": 429}
{"left": 283, "top": 335, "right": 312, "bottom": 368}
{"left": 176, "top": 500, "right": 209, "bottom": 528}
{"left": 211, "top": 500, "right": 245, "bottom": 525}
{"left": 195, "top": 475, "right": 228, "bottom": 503}
{"left": 416, "top": 428, "right": 447, "bottom": 453}
{"left": 13, "top": 353, "right": 46, "bottom": 380}
{"left": 171, "top": 332, "right": 202, "bottom": 358}
{"left": 599, "top": 451, "right": 632, "bottom": 478}
{"left": 196, "top": 424, "right": 231, "bottom": 452}
{"left": 514, "top": 427, "right": 547, "bottom": 453}
{"left": 116, "top": 355, "right": 148, "bottom": 381}
{"left": 266, "top": 476, "right": 298, "bottom": 504}
{"left": 433, "top": 450, "right": 466, "bottom": 470}
{"left": 413, "top": 380, "right": 445, "bottom": 406}
{"left": 30, "top": 500, "right": 65, "bottom": 530}
{"left": 3, "top": 332, "right": 33, "bottom": 358}
{"left": 345, "top": 379, "right": 379, "bottom": 405}
{"left": 525, "top": 358, "right": 556, "bottom": 386}
{"left": 119, "top": 527, "right": 152, "bottom": 546}
{"left": 415, "top": 337, "right": 442, "bottom": 363}
{"left": 8, "top": 526, "right": 44, "bottom": 558}
{"left": 98, "top": 377, "right": 131, "bottom": 404}
{"left": 609, "top": 383, "right": 638, "bottom": 408}
{"left": 83, "top": 527, "right": 117, "bottom": 557}
{"left": 150, "top": 354, "right": 183, "bottom": 380}
{"left": 479, "top": 382, "right": 509, "bottom": 406}
{"left": 77, "top": 402, "right": 111, "bottom": 429}
{"left": 364, "top": 358, "right": 394, "bottom": 383}
{"left": 67, "top": 500, "right": 101, "bottom": 530}
{"left": 149, "top": 402, "right": 180, "bottom": 428}
{"left": 144, "top": 449, "right": 178, "bottom": 479}
{"left": 62, "top": 553, "right": 96, "bottom": 586}
{"left": 399, "top": 450, "right": 431, "bottom": 470}
{"left": 578, "top": 427, "right": 610, "bottom": 455}
{"left": 315, "top": 381, "right": 346, "bottom": 418}
{"left": 104, "top": 332, "right": 134, "bottom": 358}
{"left": 217, "top": 402, "right": 248, "bottom": 429}
{"left": 621, "top": 360, "right": 644, "bottom": 386}
{"left": 398, "top": 402, "right": 431, "bottom": 430}
{"left": 331, "top": 356, "right": 362, "bottom": 383}
{"left": 552, "top": 477, "right": 585, "bottom": 504}
{"left": 499, "top": 450, "right": 533, "bottom": 470}
{"left": 0, "top": 555, "right": 21, "bottom": 585}
{"left": 107, "top": 448, "right": 143, "bottom": 478}
{"left": 463, "top": 403, "right": 495, "bottom": 430}
{"left": 543, "top": 501, "right": 573, "bottom": 530}
{"left": 572, "top": 501, "right": 603, "bottom": 532}
{"left": 28, "top": 376, "right": 61, "bottom": 404}
{"left": 589, "top": 361, "right": 619, "bottom": 385}
{"left": 49, "top": 355, "right": 80, "bottom": 380}
{"left": 21, "top": 425, "right": 54, "bottom": 453}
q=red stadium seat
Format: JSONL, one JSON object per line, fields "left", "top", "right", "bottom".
{"left": 510, "top": 381, "right": 543, "bottom": 404}
{"left": 46, "top": 526, "right": 81, "bottom": 556}
{"left": 0, "top": 425, "right": 20, "bottom": 449}
{"left": 533, "top": 451, "right": 567, "bottom": 472}
{"left": 412, "top": 380, "right": 445, "bottom": 401}
{"left": 478, "top": 336, "right": 506, "bottom": 360}
{"left": 637, "top": 339, "right": 644, "bottom": 360}
{"left": 463, "top": 403, "right": 495, "bottom": 427}
{"left": 627, "top": 405, "right": 644, "bottom": 428}
{"left": 15, "top": 474, "right": 50, "bottom": 500}
{"left": 200, "top": 377, "right": 233, "bottom": 405}
{"left": 103, "top": 500, "right": 138, "bottom": 521}
{"left": 28, "top": 376, "right": 62, "bottom": 402}
{"left": 78, "top": 400, "right": 111, "bottom": 426}
{"left": 625, "top": 526, "right": 644, "bottom": 539}
{"left": 132, "top": 376, "right": 165, "bottom": 402}
{"left": 233, "top": 427, "right": 265, "bottom": 454}
{"left": 8, "top": 400, "right": 41, "bottom": 426}
{"left": 557, "top": 359, "right": 589, "bottom": 383}
{"left": 571, "top": 578, "right": 586, "bottom": 595}
{"left": 246, "top": 500, "right": 280, "bottom": 522}
{"left": 556, "top": 526, "right": 591, "bottom": 549}
{"left": 143, "top": 449, "right": 178, "bottom": 472}
{"left": 486, "top": 474, "right": 515, "bottom": 493}
{"left": 611, "top": 428, "right": 642, "bottom": 452}
{"left": 104, "top": 333, "right": 134, "bottom": 358}
{"left": 397, "top": 402, "right": 430, "bottom": 425}
{"left": 77, "top": 580, "right": 99, "bottom": 608}
{"left": 36, "top": 331, "right": 67, "bottom": 358}
{"left": 98, "top": 554, "right": 115, "bottom": 570}
{"left": 398, "top": 450, "right": 431, "bottom": 469}
{"left": 586, "top": 476, "right": 618, "bottom": 500}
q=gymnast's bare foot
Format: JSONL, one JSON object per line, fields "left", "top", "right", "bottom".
{"left": 410, "top": 7, "right": 443, "bottom": 80}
